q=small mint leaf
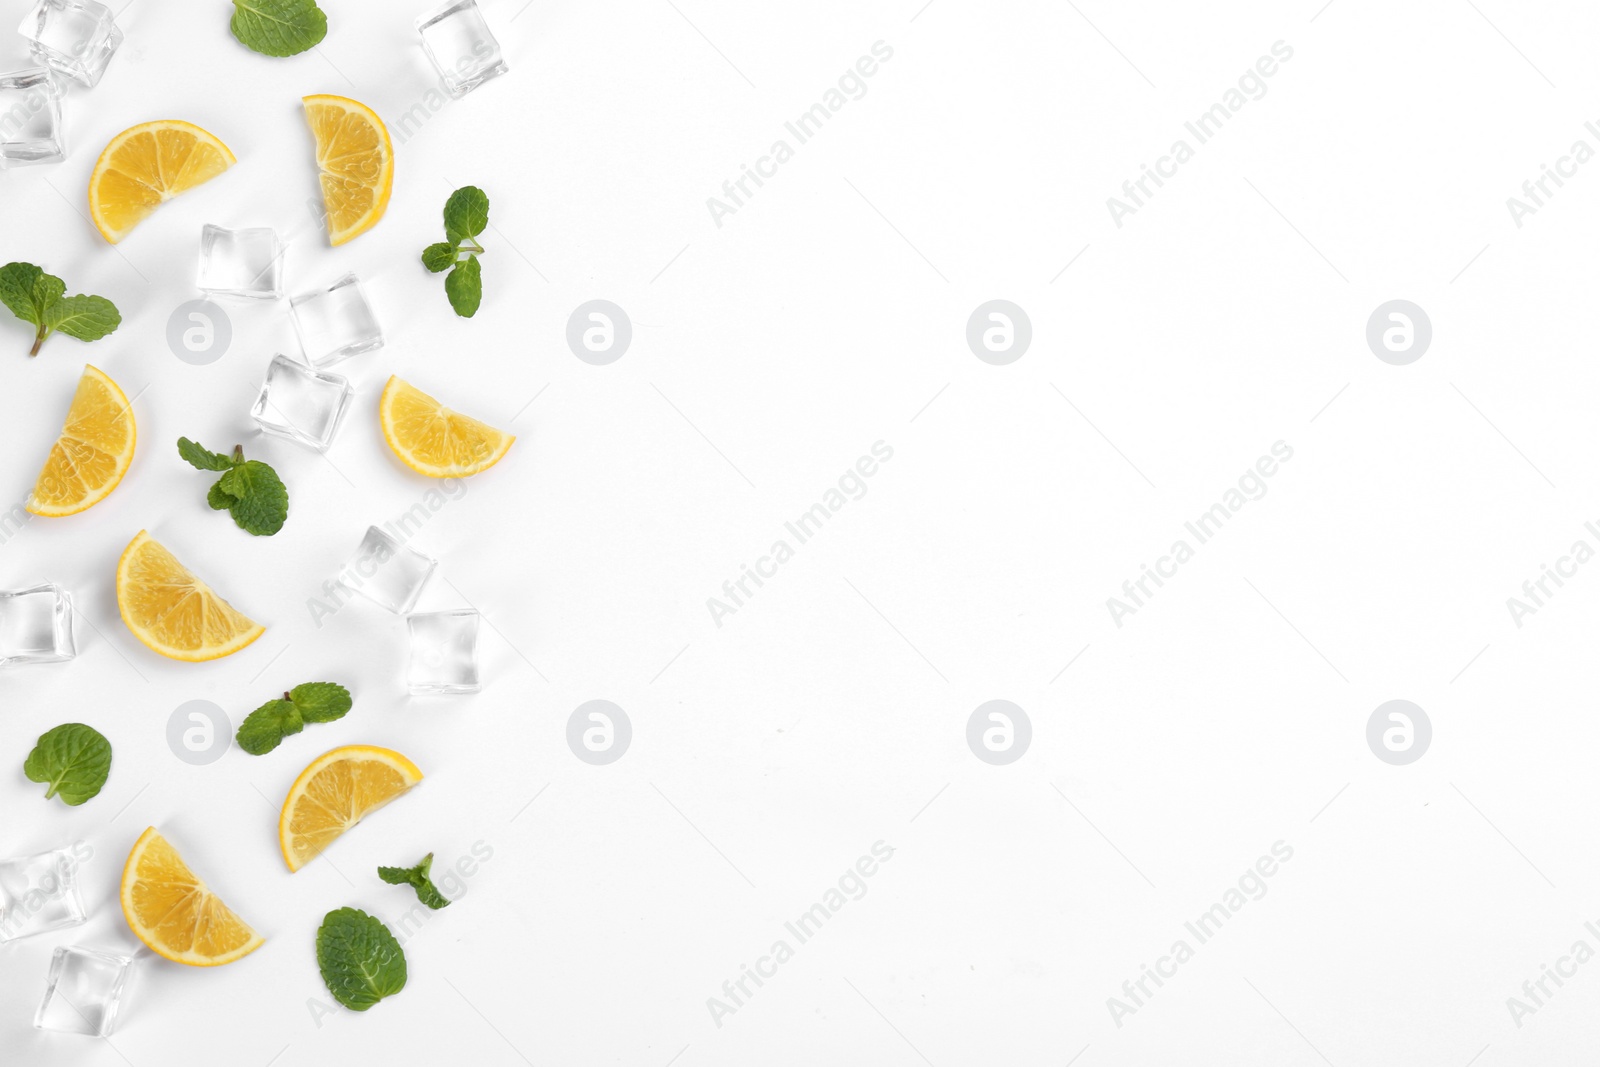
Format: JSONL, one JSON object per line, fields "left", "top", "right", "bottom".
{"left": 421, "top": 243, "right": 457, "bottom": 273}
{"left": 179, "top": 437, "right": 235, "bottom": 472}
{"left": 236, "top": 699, "right": 301, "bottom": 755}
{"left": 445, "top": 257, "right": 481, "bottom": 318}
{"left": 218, "top": 459, "right": 289, "bottom": 536}
{"left": 23, "top": 723, "right": 112, "bottom": 806}
{"left": 290, "top": 682, "right": 351, "bottom": 724}
{"left": 317, "top": 908, "right": 407, "bottom": 1011}
{"left": 443, "top": 187, "right": 489, "bottom": 241}
{"left": 47, "top": 294, "right": 120, "bottom": 343}
{"left": 231, "top": 0, "right": 327, "bottom": 58}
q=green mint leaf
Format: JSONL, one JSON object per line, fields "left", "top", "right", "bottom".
{"left": 230, "top": 0, "right": 327, "bottom": 58}
{"left": 0, "top": 262, "right": 44, "bottom": 324}
{"left": 445, "top": 257, "right": 482, "bottom": 318}
{"left": 46, "top": 294, "right": 121, "bottom": 343}
{"left": 217, "top": 459, "right": 289, "bottom": 536}
{"left": 23, "top": 723, "right": 112, "bottom": 806}
{"left": 291, "top": 682, "right": 352, "bottom": 724}
{"left": 377, "top": 853, "right": 452, "bottom": 910}
{"left": 443, "top": 186, "right": 489, "bottom": 242}
{"left": 178, "top": 437, "right": 236, "bottom": 472}
{"left": 30, "top": 272, "right": 65, "bottom": 317}
{"left": 206, "top": 480, "right": 237, "bottom": 510}
{"left": 236, "top": 699, "right": 303, "bottom": 756}
{"left": 317, "top": 907, "right": 407, "bottom": 1011}
{"left": 421, "top": 243, "right": 458, "bottom": 273}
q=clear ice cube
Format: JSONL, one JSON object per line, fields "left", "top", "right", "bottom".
{"left": 34, "top": 946, "right": 132, "bottom": 1037}
{"left": 340, "top": 525, "right": 437, "bottom": 614}
{"left": 416, "top": 0, "right": 508, "bottom": 98}
{"left": 407, "top": 609, "right": 481, "bottom": 694}
{"left": 17, "top": 0, "right": 122, "bottom": 88}
{"left": 290, "top": 273, "right": 383, "bottom": 368}
{"left": 0, "top": 68, "right": 64, "bottom": 167}
{"left": 0, "top": 583, "right": 75, "bottom": 667}
{"left": 250, "top": 354, "right": 353, "bottom": 452}
{"left": 197, "top": 224, "right": 284, "bottom": 300}
{"left": 0, "top": 846, "right": 87, "bottom": 943}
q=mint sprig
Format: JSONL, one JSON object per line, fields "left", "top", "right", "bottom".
{"left": 317, "top": 907, "right": 407, "bottom": 1011}
{"left": 0, "top": 262, "right": 120, "bottom": 356}
{"left": 177, "top": 438, "right": 288, "bottom": 536}
{"left": 236, "top": 682, "right": 351, "bottom": 755}
{"left": 230, "top": 0, "right": 327, "bottom": 57}
{"left": 421, "top": 186, "right": 488, "bottom": 318}
{"left": 378, "top": 853, "right": 452, "bottom": 910}
{"left": 24, "top": 723, "right": 112, "bottom": 806}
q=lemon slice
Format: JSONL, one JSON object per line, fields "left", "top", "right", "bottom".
{"left": 378, "top": 376, "right": 514, "bottom": 478}
{"left": 121, "top": 828, "right": 264, "bottom": 966}
{"left": 303, "top": 95, "right": 394, "bottom": 246}
{"left": 280, "top": 745, "right": 424, "bottom": 872}
{"left": 88, "top": 121, "right": 236, "bottom": 243}
{"left": 27, "top": 365, "right": 135, "bottom": 517}
{"left": 116, "top": 531, "right": 264, "bottom": 661}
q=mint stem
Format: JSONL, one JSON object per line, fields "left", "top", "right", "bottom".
{"left": 29, "top": 326, "right": 45, "bottom": 356}
{"left": 458, "top": 240, "right": 484, "bottom": 256}
{"left": 232, "top": 445, "right": 244, "bottom": 465}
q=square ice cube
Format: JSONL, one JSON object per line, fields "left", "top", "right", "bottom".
{"left": 416, "top": 0, "right": 508, "bottom": 98}
{"left": 407, "top": 609, "right": 481, "bottom": 694}
{"left": 18, "top": 0, "right": 122, "bottom": 88}
{"left": 0, "top": 68, "right": 64, "bottom": 167}
{"left": 35, "top": 947, "right": 132, "bottom": 1037}
{"left": 340, "top": 525, "right": 437, "bottom": 614}
{"left": 197, "top": 224, "right": 284, "bottom": 300}
{"left": 0, "top": 583, "right": 75, "bottom": 667}
{"left": 0, "top": 846, "right": 87, "bottom": 943}
{"left": 290, "top": 273, "right": 383, "bottom": 368}
{"left": 251, "top": 354, "right": 353, "bottom": 452}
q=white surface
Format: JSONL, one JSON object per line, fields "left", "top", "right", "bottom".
{"left": 0, "top": 0, "right": 1597, "bottom": 1063}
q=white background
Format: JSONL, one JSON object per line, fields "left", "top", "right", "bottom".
{"left": 1, "top": 0, "right": 1598, "bottom": 1063}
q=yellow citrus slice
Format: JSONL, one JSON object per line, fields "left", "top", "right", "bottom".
{"left": 121, "top": 828, "right": 265, "bottom": 966}
{"left": 279, "top": 745, "right": 423, "bottom": 872}
{"left": 115, "top": 531, "right": 264, "bottom": 661}
{"left": 303, "top": 94, "right": 394, "bottom": 246}
{"left": 88, "top": 121, "right": 236, "bottom": 243}
{"left": 379, "top": 376, "right": 514, "bottom": 478}
{"left": 27, "top": 365, "right": 136, "bottom": 517}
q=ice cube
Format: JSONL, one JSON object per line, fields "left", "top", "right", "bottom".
{"left": 34, "top": 946, "right": 132, "bottom": 1036}
{"left": 416, "top": 0, "right": 508, "bottom": 98}
{"left": 197, "top": 224, "right": 284, "bottom": 300}
{"left": 407, "top": 609, "right": 481, "bottom": 694}
{"left": 0, "top": 583, "right": 75, "bottom": 667}
{"left": 17, "top": 0, "right": 122, "bottom": 88}
{"left": 290, "top": 273, "right": 383, "bottom": 368}
{"left": 339, "top": 525, "right": 437, "bottom": 614}
{"left": 0, "top": 68, "right": 64, "bottom": 166}
{"left": 0, "top": 846, "right": 87, "bottom": 943}
{"left": 250, "top": 354, "right": 353, "bottom": 452}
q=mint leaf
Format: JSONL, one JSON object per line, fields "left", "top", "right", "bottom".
{"left": 317, "top": 908, "right": 407, "bottom": 1011}
{"left": 235, "top": 682, "right": 352, "bottom": 755}
{"left": 291, "top": 682, "right": 351, "bottom": 724}
{"left": 23, "top": 724, "right": 112, "bottom": 806}
{"left": 47, "top": 295, "right": 120, "bottom": 342}
{"left": 206, "top": 481, "right": 236, "bottom": 510}
{"left": 443, "top": 186, "right": 489, "bottom": 242}
{"left": 445, "top": 257, "right": 482, "bottom": 318}
{"left": 0, "top": 262, "right": 43, "bottom": 323}
{"left": 0, "top": 262, "right": 119, "bottom": 356}
{"left": 421, "top": 243, "right": 457, "bottom": 273}
{"left": 378, "top": 853, "right": 451, "bottom": 910}
{"left": 231, "top": 0, "right": 327, "bottom": 58}
{"left": 178, "top": 437, "right": 235, "bottom": 472}
{"left": 237, "top": 699, "right": 302, "bottom": 755}
{"left": 217, "top": 460, "right": 288, "bottom": 536}
{"left": 180, "top": 440, "right": 289, "bottom": 536}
